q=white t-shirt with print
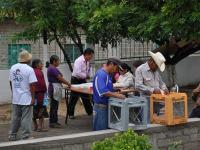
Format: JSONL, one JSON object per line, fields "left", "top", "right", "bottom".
{"left": 9, "top": 63, "right": 37, "bottom": 105}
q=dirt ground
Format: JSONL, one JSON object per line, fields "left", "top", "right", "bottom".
{"left": 0, "top": 104, "right": 12, "bottom": 123}
{"left": 0, "top": 99, "right": 86, "bottom": 123}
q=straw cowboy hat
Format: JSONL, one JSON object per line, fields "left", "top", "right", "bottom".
{"left": 148, "top": 51, "right": 166, "bottom": 72}
{"left": 18, "top": 49, "right": 32, "bottom": 63}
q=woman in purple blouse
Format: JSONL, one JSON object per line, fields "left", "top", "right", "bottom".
{"left": 47, "top": 55, "right": 71, "bottom": 128}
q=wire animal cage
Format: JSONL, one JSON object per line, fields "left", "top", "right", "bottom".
{"left": 150, "top": 93, "right": 188, "bottom": 125}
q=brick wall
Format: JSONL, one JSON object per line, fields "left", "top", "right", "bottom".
{"left": 142, "top": 118, "right": 200, "bottom": 150}
{"left": 0, "top": 118, "right": 199, "bottom": 150}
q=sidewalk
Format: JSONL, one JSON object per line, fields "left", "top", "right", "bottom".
{"left": 0, "top": 115, "right": 92, "bottom": 142}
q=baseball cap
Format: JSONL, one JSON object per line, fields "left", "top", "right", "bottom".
{"left": 108, "top": 57, "right": 122, "bottom": 70}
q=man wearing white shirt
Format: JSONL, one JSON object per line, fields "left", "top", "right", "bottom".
{"left": 9, "top": 50, "right": 37, "bottom": 141}
{"left": 135, "top": 51, "right": 168, "bottom": 123}
{"left": 68, "top": 48, "right": 94, "bottom": 119}
{"left": 135, "top": 51, "right": 168, "bottom": 95}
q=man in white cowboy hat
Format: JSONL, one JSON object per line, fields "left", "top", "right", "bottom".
{"left": 135, "top": 51, "right": 168, "bottom": 95}
{"left": 9, "top": 49, "right": 37, "bottom": 141}
{"left": 135, "top": 51, "right": 168, "bottom": 123}
{"left": 135, "top": 51, "right": 169, "bottom": 123}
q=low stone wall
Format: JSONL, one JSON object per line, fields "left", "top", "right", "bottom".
{"left": 140, "top": 118, "right": 200, "bottom": 150}
{"left": 0, "top": 118, "right": 199, "bottom": 150}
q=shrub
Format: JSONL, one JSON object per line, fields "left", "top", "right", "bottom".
{"left": 168, "top": 141, "right": 182, "bottom": 150}
{"left": 92, "top": 129, "right": 152, "bottom": 150}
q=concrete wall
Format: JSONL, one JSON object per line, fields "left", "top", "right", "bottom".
{"left": 58, "top": 63, "right": 72, "bottom": 82}
{"left": 161, "top": 55, "right": 200, "bottom": 87}
{"left": 175, "top": 55, "right": 200, "bottom": 86}
{"left": 0, "top": 118, "right": 199, "bottom": 150}
{"left": 0, "top": 70, "right": 12, "bottom": 104}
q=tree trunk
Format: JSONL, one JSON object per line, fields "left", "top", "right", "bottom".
{"left": 153, "top": 39, "right": 200, "bottom": 65}
{"left": 52, "top": 34, "right": 73, "bottom": 72}
{"left": 165, "top": 65, "right": 176, "bottom": 88}
{"left": 55, "top": 37, "right": 73, "bottom": 72}
{"left": 70, "top": 29, "right": 84, "bottom": 54}
{"left": 51, "top": 27, "right": 73, "bottom": 72}
{"left": 42, "top": 30, "right": 48, "bottom": 65}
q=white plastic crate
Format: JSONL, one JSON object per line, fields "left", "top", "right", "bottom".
{"left": 108, "top": 96, "right": 148, "bottom": 131}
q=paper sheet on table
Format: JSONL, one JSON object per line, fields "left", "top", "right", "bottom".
{"left": 71, "top": 82, "right": 93, "bottom": 89}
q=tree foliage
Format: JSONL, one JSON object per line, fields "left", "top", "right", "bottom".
{"left": 1, "top": 0, "right": 200, "bottom": 66}
{"left": 75, "top": 0, "right": 200, "bottom": 64}
{"left": 0, "top": 0, "right": 86, "bottom": 71}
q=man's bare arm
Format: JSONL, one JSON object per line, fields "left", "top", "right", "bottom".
{"left": 104, "top": 91, "right": 126, "bottom": 99}
{"left": 10, "top": 81, "right": 12, "bottom": 92}
{"left": 30, "top": 83, "right": 36, "bottom": 105}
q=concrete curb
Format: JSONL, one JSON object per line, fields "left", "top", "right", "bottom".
{"left": 0, "top": 118, "right": 199, "bottom": 150}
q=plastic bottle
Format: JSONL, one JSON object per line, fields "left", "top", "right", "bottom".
{"left": 43, "top": 93, "right": 49, "bottom": 106}
{"left": 174, "top": 84, "right": 179, "bottom": 92}
{"left": 34, "top": 98, "right": 37, "bottom": 106}
{"left": 171, "top": 83, "right": 179, "bottom": 93}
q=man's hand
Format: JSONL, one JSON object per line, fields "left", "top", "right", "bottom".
{"left": 86, "top": 75, "right": 90, "bottom": 80}
{"left": 164, "top": 89, "right": 169, "bottom": 95}
{"left": 116, "top": 93, "right": 126, "bottom": 99}
{"left": 153, "top": 89, "right": 161, "bottom": 94}
{"left": 104, "top": 92, "right": 126, "bottom": 99}
{"left": 67, "top": 83, "right": 71, "bottom": 88}
{"left": 30, "top": 83, "right": 36, "bottom": 105}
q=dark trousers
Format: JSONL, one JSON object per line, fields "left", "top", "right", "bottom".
{"left": 68, "top": 77, "right": 93, "bottom": 116}
{"left": 49, "top": 97, "right": 59, "bottom": 124}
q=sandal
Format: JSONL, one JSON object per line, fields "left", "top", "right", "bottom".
{"left": 36, "top": 128, "right": 48, "bottom": 132}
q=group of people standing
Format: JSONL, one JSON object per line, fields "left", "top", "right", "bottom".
{"left": 8, "top": 47, "right": 199, "bottom": 140}
{"left": 8, "top": 48, "right": 94, "bottom": 140}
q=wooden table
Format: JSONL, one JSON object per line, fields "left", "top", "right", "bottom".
{"left": 63, "top": 86, "right": 92, "bottom": 124}
{"left": 63, "top": 85, "right": 138, "bottom": 124}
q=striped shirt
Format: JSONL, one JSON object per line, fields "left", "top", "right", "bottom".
{"left": 135, "top": 62, "right": 167, "bottom": 95}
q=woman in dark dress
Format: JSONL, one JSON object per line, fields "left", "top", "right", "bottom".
{"left": 32, "top": 59, "right": 48, "bottom": 132}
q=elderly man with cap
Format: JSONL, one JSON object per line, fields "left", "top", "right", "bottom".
{"left": 135, "top": 51, "right": 169, "bottom": 122}
{"left": 93, "top": 57, "right": 126, "bottom": 131}
{"left": 9, "top": 50, "right": 37, "bottom": 141}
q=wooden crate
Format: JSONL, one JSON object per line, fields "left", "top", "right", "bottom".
{"left": 150, "top": 93, "right": 188, "bottom": 125}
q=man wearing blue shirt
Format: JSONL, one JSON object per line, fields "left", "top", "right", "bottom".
{"left": 93, "top": 57, "right": 126, "bottom": 131}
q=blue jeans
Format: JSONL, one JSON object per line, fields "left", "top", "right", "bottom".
{"left": 93, "top": 104, "right": 108, "bottom": 131}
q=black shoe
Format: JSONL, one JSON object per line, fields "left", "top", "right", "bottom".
{"left": 21, "top": 136, "right": 34, "bottom": 140}
{"left": 49, "top": 123, "right": 62, "bottom": 128}
{"left": 88, "top": 113, "right": 92, "bottom": 116}
{"left": 8, "top": 135, "right": 17, "bottom": 141}
{"left": 56, "top": 122, "right": 62, "bottom": 126}
{"left": 69, "top": 116, "right": 75, "bottom": 119}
